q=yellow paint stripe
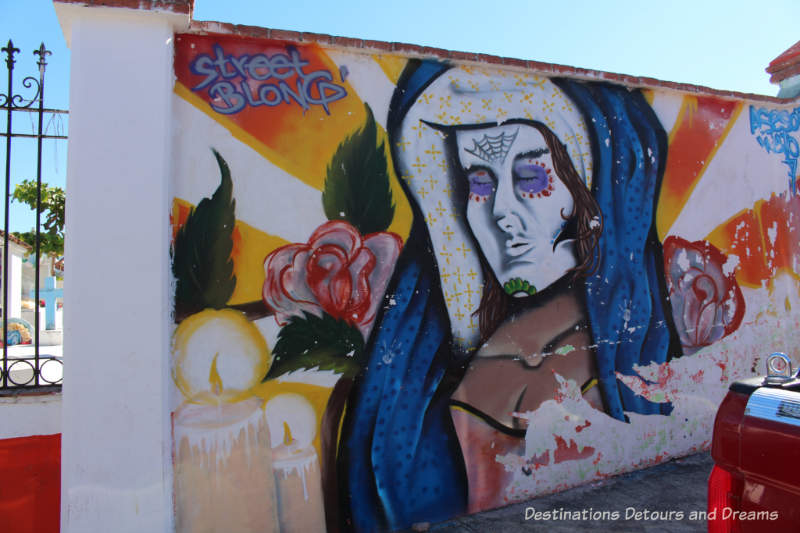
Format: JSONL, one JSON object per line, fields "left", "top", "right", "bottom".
{"left": 373, "top": 55, "right": 408, "bottom": 85}
{"left": 230, "top": 219, "right": 289, "bottom": 305}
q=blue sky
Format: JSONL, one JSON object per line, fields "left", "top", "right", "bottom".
{"left": 1, "top": 0, "right": 799, "bottom": 233}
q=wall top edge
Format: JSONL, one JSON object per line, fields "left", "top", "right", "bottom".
{"left": 53, "top": 0, "right": 193, "bottom": 15}
{"left": 770, "top": 63, "right": 800, "bottom": 85}
{"left": 767, "top": 40, "right": 800, "bottom": 75}
{"left": 185, "top": 19, "right": 796, "bottom": 105}
{"left": 54, "top": 0, "right": 192, "bottom": 48}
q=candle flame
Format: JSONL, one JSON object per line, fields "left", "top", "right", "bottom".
{"left": 209, "top": 353, "right": 223, "bottom": 396}
{"left": 283, "top": 421, "right": 293, "bottom": 445}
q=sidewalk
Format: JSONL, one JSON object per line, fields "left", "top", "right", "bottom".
{"left": 427, "top": 452, "right": 713, "bottom": 533}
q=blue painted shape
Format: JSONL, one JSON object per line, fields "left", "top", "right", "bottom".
{"left": 30, "top": 276, "right": 62, "bottom": 330}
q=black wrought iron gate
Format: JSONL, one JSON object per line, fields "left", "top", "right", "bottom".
{"left": 0, "top": 40, "right": 67, "bottom": 391}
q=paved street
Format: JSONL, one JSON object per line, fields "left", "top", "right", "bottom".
{"left": 426, "top": 452, "right": 713, "bottom": 533}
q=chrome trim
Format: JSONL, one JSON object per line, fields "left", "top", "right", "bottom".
{"left": 745, "top": 387, "right": 800, "bottom": 428}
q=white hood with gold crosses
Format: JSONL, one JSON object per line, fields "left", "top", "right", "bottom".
{"left": 391, "top": 64, "right": 594, "bottom": 350}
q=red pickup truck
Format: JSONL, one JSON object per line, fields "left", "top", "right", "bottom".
{"left": 708, "top": 352, "right": 800, "bottom": 532}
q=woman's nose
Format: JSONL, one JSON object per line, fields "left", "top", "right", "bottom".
{"left": 493, "top": 179, "right": 522, "bottom": 233}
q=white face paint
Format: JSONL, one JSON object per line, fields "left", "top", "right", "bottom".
{"left": 455, "top": 123, "right": 577, "bottom": 296}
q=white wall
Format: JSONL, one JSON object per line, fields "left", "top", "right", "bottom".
{"left": 55, "top": 4, "right": 189, "bottom": 533}
{"left": 0, "top": 393, "right": 61, "bottom": 439}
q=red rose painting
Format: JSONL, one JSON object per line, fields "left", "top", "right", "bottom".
{"left": 262, "top": 220, "right": 401, "bottom": 337}
{"left": 663, "top": 236, "right": 745, "bottom": 354}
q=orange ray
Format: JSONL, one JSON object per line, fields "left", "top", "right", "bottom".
{"left": 657, "top": 95, "right": 743, "bottom": 239}
{"left": 705, "top": 206, "right": 769, "bottom": 288}
{"left": 705, "top": 193, "right": 800, "bottom": 288}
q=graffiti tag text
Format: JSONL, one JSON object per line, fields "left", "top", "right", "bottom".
{"left": 750, "top": 105, "right": 800, "bottom": 193}
{"left": 190, "top": 45, "right": 347, "bottom": 115}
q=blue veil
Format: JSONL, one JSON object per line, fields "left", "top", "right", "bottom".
{"left": 338, "top": 60, "right": 680, "bottom": 532}
{"left": 555, "top": 79, "right": 680, "bottom": 420}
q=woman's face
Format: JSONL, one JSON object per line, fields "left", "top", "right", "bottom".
{"left": 456, "top": 124, "right": 577, "bottom": 296}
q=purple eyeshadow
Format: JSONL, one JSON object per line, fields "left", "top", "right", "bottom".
{"left": 514, "top": 161, "right": 549, "bottom": 194}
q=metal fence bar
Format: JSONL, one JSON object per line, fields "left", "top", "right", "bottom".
{"left": 2, "top": 107, "right": 67, "bottom": 115}
{"left": 0, "top": 133, "right": 68, "bottom": 140}
{"left": 1, "top": 40, "right": 17, "bottom": 389}
{"left": 33, "top": 44, "right": 50, "bottom": 386}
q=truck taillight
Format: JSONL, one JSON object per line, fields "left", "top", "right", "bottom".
{"left": 708, "top": 465, "right": 742, "bottom": 533}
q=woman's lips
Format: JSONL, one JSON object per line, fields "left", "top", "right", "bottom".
{"left": 505, "top": 239, "right": 533, "bottom": 257}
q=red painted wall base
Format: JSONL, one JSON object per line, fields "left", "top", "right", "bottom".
{"left": 0, "top": 434, "right": 61, "bottom": 533}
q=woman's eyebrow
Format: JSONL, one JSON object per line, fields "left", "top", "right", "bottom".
{"left": 516, "top": 148, "right": 550, "bottom": 160}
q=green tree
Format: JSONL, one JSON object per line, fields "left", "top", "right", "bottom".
{"left": 11, "top": 179, "right": 65, "bottom": 274}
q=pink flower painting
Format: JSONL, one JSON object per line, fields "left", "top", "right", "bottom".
{"left": 663, "top": 236, "right": 745, "bottom": 355}
{"left": 263, "top": 220, "right": 402, "bottom": 338}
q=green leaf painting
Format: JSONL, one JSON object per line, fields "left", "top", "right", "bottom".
{"left": 323, "top": 103, "right": 395, "bottom": 234}
{"left": 265, "top": 312, "right": 365, "bottom": 380}
{"left": 172, "top": 149, "right": 237, "bottom": 320}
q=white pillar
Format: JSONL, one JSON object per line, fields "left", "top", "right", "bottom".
{"left": 55, "top": 3, "right": 189, "bottom": 532}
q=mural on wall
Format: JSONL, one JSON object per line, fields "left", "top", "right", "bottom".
{"left": 170, "top": 32, "right": 800, "bottom": 532}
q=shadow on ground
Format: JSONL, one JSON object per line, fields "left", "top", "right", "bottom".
{"left": 422, "top": 452, "right": 713, "bottom": 533}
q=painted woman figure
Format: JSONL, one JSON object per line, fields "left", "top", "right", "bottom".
{"left": 338, "top": 60, "right": 682, "bottom": 531}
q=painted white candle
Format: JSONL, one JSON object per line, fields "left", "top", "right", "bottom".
{"left": 272, "top": 422, "right": 326, "bottom": 533}
{"left": 173, "top": 397, "right": 278, "bottom": 533}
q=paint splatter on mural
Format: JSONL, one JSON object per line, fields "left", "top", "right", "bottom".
{"left": 169, "top": 30, "right": 800, "bottom": 533}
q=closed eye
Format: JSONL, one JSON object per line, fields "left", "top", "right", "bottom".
{"left": 513, "top": 161, "right": 550, "bottom": 196}
{"left": 465, "top": 166, "right": 496, "bottom": 199}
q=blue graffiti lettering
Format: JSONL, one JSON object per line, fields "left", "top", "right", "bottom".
{"left": 302, "top": 70, "right": 347, "bottom": 114}
{"left": 749, "top": 105, "right": 800, "bottom": 193}
{"left": 212, "top": 44, "right": 237, "bottom": 79}
{"left": 190, "top": 55, "right": 217, "bottom": 91}
{"left": 208, "top": 81, "right": 245, "bottom": 114}
{"left": 258, "top": 84, "right": 282, "bottom": 106}
{"left": 189, "top": 45, "right": 345, "bottom": 115}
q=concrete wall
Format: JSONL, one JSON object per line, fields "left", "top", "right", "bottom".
{"left": 55, "top": 2, "right": 800, "bottom": 532}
